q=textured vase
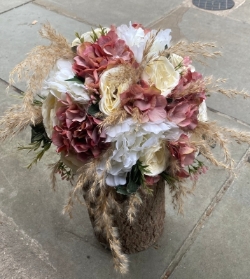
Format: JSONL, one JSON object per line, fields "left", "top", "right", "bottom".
{"left": 84, "top": 179, "right": 166, "bottom": 254}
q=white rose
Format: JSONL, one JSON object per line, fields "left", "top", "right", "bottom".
{"left": 139, "top": 141, "right": 169, "bottom": 176}
{"left": 99, "top": 65, "right": 135, "bottom": 116}
{"left": 71, "top": 27, "right": 110, "bottom": 47}
{"left": 142, "top": 56, "right": 180, "bottom": 97}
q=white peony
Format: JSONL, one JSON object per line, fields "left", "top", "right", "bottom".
{"left": 148, "top": 29, "right": 172, "bottom": 57}
{"left": 116, "top": 22, "right": 171, "bottom": 63}
{"left": 97, "top": 118, "right": 182, "bottom": 186}
{"left": 41, "top": 59, "right": 90, "bottom": 103}
{"left": 71, "top": 27, "right": 110, "bottom": 47}
{"left": 142, "top": 56, "right": 180, "bottom": 97}
{"left": 116, "top": 22, "right": 148, "bottom": 63}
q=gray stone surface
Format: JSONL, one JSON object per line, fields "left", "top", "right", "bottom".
{"left": 1, "top": 0, "right": 250, "bottom": 278}
{"left": 0, "top": 3, "right": 91, "bottom": 86}
{"left": 169, "top": 160, "right": 250, "bottom": 279}
{"left": 0, "top": 0, "right": 30, "bottom": 13}
{"left": 229, "top": 0, "right": 250, "bottom": 23}
{"left": 34, "top": 0, "right": 184, "bottom": 26}
{"left": 0, "top": 209, "right": 57, "bottom": 279}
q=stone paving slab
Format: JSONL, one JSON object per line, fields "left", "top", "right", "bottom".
{"left": 0, "top": 0, "right": 31, "bottom": 13}
{"left": 0, "top": 3, "right": 91, "bottom": 86}
{"left": 0, "top": 76, "right": 249, "bottom": 278}
{"left": 34, "top": 0, "right": 184, "bottom": 27}
{"left": 169, "top": 156, "right": 250, "bottom": 279}
{"left": 229, "top": 0, "right": 250, "bottom": 23}
{"left": 0, "top": 209, "right": 58, "bottom": 279}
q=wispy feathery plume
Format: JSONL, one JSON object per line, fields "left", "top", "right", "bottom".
{"left": 0, "top": 104, "right": 42, "bottom": 141}
{"left": 163, "top": 41, "right": 221, "bottom": 64}
{"left": 9, "top": 23, "right": 73, "bottom": 109}
{"left": 127, "top": 193, "right": 142, "bottom": 223}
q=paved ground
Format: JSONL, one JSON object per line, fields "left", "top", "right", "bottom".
{"left": 0, "top": 0, "right": 250, "bottom": 278}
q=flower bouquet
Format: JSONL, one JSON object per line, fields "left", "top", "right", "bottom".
{"left": 1, "top": 22, "right": 250, "bottom": 273}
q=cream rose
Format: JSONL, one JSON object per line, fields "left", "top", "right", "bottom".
{"left": 72, "top": 27, "right": 110, "bottom": 47}
{"left": 142, "top": 56, "right": 180, "bottom": 97}
{"left": 169, "top": 53, "right": 184, "bottom": 73}
{"left": 169, "top": 53, "right": 195, "bottom": 73}
{"left": 139, "top": 141, "right": 169, "bottom": 176}
{"left": 198, "top": 100, "right": 208, "bottom": 122}
{"left": 99, "top": 65, "right": 135, "bottom": 115}
{"left": 42, "top": 92, "right": 58, "bottom": 137}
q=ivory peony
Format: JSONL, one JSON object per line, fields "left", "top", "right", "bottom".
{"left": 99, "top": 65, "right": 135, "bottom": 115}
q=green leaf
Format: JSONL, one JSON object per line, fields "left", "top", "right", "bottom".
{"left": 116, "top": 186, "right": 130, "bottom": 196}
{"left": 65, "top": 76, "right": 84, "bottom": 84}
{"left": 75, "top": 32, "right": 81, "bottom": 39}
{"left": 127, "top": 180, "right": 140, "bottom": 194}
{"left": 87, "top": 103, "right": 100, "bottom": 116}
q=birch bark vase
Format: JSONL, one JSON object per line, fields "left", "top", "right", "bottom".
{"left": 84, "top": 179, "right": 165, "bottom": 254}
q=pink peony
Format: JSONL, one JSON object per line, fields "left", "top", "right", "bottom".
{"left": 72, "top": 30, "right": 135, "bottom": 88}
{"left": 52, "top": 94, "right": 109, "bottom": 162}
{"left": 120, "top": 84, "right": 167, "bottom": 123}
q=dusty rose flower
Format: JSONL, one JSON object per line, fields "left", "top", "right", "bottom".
{"left": 166, "top": 70, "right": 206, "bottom": 130}
{"left": 120, "top": 84, "right": 167, "bottom": 123}
{"left": 72, "top": 30, "right": 135, "bottom": 88}
{"left": 52, "top": 94, "right": 108, "bottom": 162}
{"left": 168, "top": 134, "right": 197, "bottom": 167}
{"left": 166, "top": 92, "right": 206, "bottom": 130}
{"left": 171, "top": 69, "right": 204, "bottom": 98}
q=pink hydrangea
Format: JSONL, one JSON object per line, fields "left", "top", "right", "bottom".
{"left": 72, "top": 30, "right": 135, "bottom": 88}
{"left": 52, "top": 94, "right": 109, "bottom": 162}
{"left": 168, "top": 134, "right": 196, "bottom": 168}
{"left": 166, "top": 70, "right": 206, "bottom": 130}
{"left": 120, "top": 84, "right": 167, "bottom": 123}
